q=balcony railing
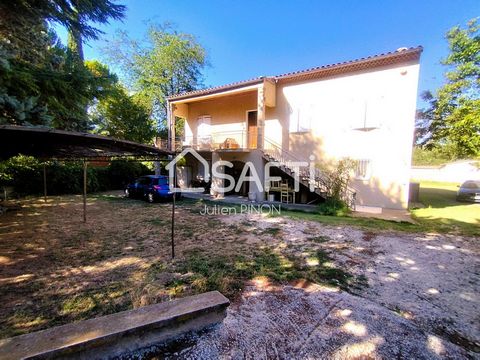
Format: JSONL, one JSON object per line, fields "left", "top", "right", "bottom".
{"left": 157, "top": 129, "right": 260, "bottom": 151}
{"left": 182, "top": 130, "right": 252, "bottom": 151}
{"left": 154, "top": 138, "right": 183, "bottom": 152}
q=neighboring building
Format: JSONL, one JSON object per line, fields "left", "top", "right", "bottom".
{"left": 412, "top": 160, "right": 480, "bottom": 183}
{"left": 164, "top": 47, "right": 422, "bottom": 210}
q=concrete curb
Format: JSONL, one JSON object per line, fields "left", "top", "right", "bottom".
{"left": 0, "top": 291, "right": 229, "bottom": 360}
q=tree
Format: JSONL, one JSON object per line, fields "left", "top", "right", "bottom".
{"left": 0, "top": 0, "right": 125, "bottom": 61}
{"left": 0, "top": 0, "right": 125, "bottom": 131}
{"left": 92, "top": 85, "right": 156, "bottom": 144}
{"left": 104, "top": 24, "right": 208, "bottom": 134}
{"left": 416, "top": 18, "right": 480, "bottom": 158}
{"left": 0, "top": 36, "right": 118, "bottom": 130}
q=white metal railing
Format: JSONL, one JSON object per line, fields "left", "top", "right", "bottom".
{"left": 183, "top": 130, "right": 250, "bottom": 150}
{"left": 157, "top": 130, "right": 255, "bottom": 151}
{"left": 263, "top": 137, "right": 357, "bottom": 209}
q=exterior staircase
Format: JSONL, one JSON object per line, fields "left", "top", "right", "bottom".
{"left": 262, "top": 138, "right": 356, "bottom": 209}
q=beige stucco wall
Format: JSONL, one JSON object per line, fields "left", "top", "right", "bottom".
{"left": 172, "top": 61, "right": 420, "bottom": 209}
{"left": 185, "top": 92, "right": 257, "bottom": 148}
{"left": 265, "top": 62, "right": 420, "bottom": 209}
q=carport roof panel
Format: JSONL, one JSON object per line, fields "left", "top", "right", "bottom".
{"left": 0, "top": 125, "right": 173, "bottom": 160}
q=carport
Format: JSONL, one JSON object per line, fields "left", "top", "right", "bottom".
{"left": 0, "top": 125, "right": 180, "bottom": 257}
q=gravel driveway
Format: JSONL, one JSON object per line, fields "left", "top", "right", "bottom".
{"left": 173, "top": 214, "right": 479, "bottom": 359}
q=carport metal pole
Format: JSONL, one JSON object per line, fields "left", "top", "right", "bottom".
{"left": 43, "top": 163, "right": 47, "bottom": 203}
{"left": 83, "top": 160, "right": 87, "bottom": 223}
{"left": 171, "top": 162, "right": 176, "bottom": 259}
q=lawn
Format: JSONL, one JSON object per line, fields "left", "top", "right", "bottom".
{"left": 411, "top": 180, "right": 479, "bottom": 235}
{"left": 277, "top": 181, "right": 479, "bottom": 237}
{"left": 0, "top": 194, "right": 364, "bottom": 339}
{"left": 0, "top": 191, "right": 478, "bottom": 354}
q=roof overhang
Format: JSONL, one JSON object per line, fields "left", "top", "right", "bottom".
{"left": 168, "top": 46, "right": 423, "bottom": 103}
{"left": 276, "top": 46, "right": 423, "bottom": 84}
{"left": 0, "top": 125, "right": 173, "bottom": 161}
{"left": 168, "top": 80, "right": 263, "bottom": 104}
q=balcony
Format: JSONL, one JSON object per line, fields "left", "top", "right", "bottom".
{"left": 156, "top": 130, "right": 260, "bottom": 152}
{"left": 183, "top": 130, "right": 258, "bottom": 151}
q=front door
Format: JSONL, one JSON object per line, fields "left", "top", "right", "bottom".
{"left": 247, "top": 111, "right": 257, "bottom": 149}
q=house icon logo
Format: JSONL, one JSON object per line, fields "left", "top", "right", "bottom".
{"left": 166, "top": 148, "right": 210, "bottom": 193}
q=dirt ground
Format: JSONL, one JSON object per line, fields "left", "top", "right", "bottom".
{"left": 252, "top": 214, "right": 479, "bottom": 348}
{"left": 183, "top": 213, "right": 478, "bottom": 358}
{"left": 0, "top": 193, "right": 478, "bottom": 358}
{"left": 175, "top": 283, "right": 469, "bottom": 359}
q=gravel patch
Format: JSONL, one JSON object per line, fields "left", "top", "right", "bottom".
{"left": 207, "top": 213, "right": 480, "bottom": 355}
{"left": 176, "top": 283, "right": 469, "bottom": 359}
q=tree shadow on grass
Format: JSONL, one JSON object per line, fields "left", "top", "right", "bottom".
{"left": 419, "top": 186, "right": 460, "bottom": 209}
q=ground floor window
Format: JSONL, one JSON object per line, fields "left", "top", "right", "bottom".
{"left": 355, "top": 159, "right": 371, "bottom": 180}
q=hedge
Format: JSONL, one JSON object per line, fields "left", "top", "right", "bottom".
{"left": 0, "top": 155, "right": 152, "bottom": 196}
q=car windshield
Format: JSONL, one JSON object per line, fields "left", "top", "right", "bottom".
{"left": 155, "top": 178, "right": 168, "bottom": 186}
{"left": 462, "top": 181, "right": 480, "bottom": 189}
{"left": 137, "top": 177, "right": 150, "bottom": 185}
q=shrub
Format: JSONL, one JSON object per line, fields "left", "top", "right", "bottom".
{"left": 318, "top": 198, "right": 350, "bottom": 216}
{"left": 318, "top": 158, "right": 356, "bottom": 216}
{"left": 0, "top": 156, "right": 152, "bottom": 196}
{"left": 107, "top": 160, "right": 150, "bottom": 189}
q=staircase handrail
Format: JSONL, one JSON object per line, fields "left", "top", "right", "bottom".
{"left": 263, "top": 137, "right": 357, "bottom": 209}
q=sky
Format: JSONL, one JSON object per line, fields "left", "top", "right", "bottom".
{"left": 56, "top": 0, "right": 479, "bottom": 105}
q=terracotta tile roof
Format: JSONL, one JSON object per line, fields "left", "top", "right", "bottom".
{"left": 168, "top": 46, "right": 423, "bottom": 102}
{"left": 168, "top": 77, "right": 264, "bottom": 101}
{"left": 275, "top": 46, "right": 423, "bottom": 83}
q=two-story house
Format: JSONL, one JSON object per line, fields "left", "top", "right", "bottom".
{"left": 165, "top": 46, "right": 422, "bottom": 210}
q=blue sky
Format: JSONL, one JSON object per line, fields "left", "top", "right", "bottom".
{"left": 56, "top": 0, "right": 479, "bottom": 104}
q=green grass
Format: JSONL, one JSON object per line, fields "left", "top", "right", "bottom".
{"left": 0, "top": 283, "right": 130, "bottom": 339}
{"left": 273, "top": 181, "right": 479, "bottom": 236}
{"left": 259, "top": 226, "right": 281, "bottom": 236}
{"left": 275, "top": 209, "right": 421, "bottom": 232}
{"left": 146, "top": 248, "right": 367, "bottom": 300}
{"left": 306, "top": 235, "right": 330, "bottom": 243}
{"left": 410, "top": 180, "right": 479, "bottom": 236}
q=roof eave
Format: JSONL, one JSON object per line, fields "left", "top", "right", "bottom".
{"left": 167, "top": 78, "right": 264, "bottom": 102}
{"left": 168, "top": 46, "right": 423, "bottom": 102}
{"left": 276, "top": 46, "right": 423, "bottom": 83}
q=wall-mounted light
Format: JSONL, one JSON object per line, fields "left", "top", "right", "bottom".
{"left": 353, "top": 101, "right": 379, "bottom": 132}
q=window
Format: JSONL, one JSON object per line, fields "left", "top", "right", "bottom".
{"left": 155, "top": 178, "right": 168, "bottom": 186}
{"left": 355, "top": 159, "right": 371, "bottom": 180}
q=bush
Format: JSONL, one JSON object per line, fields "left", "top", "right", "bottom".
{"left": 412, "top": 146, "right": 457, "bottom": 166}
{"left": 107, "top": 160, "right": 150, "bottom": 189}
{"left": 318, "top": 198, "right": 350, "bottom": 216}
{"left": 318, "top": 158, "right": 356, "bottom": 216}
{"left": 0, "top": 156, "right": 152, "bottom": 196}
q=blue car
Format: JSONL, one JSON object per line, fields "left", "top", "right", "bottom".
{"left": 125, "top": 175, "right": 179, "bottom": 203}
